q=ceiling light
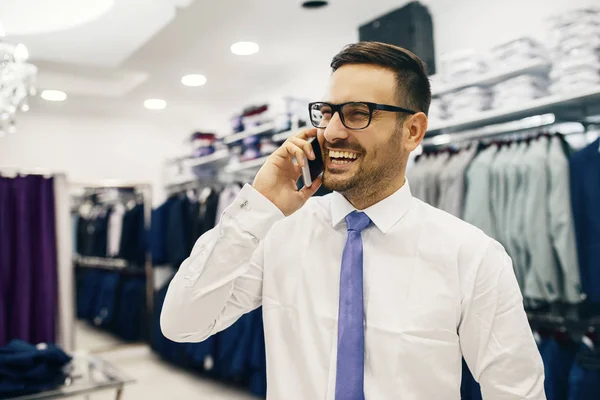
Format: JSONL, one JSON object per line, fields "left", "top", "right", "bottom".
{"left": 230, "top": 41, "right": 259, "bottom": 56}
{"left": 181, "top": 74, "right": 207, "bottom": 87}
{"left": 41, "top": 90, "right": 67, "bottom": 102}
{"left": 144, "top": 99, "right": 166, "bottom": 110}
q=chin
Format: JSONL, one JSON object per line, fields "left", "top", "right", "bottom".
{"left": 323, "top": 170, "right": 356, "bottom": 192}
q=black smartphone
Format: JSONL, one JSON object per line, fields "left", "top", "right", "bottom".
{"left": 301, "top": 138, "right": 324, "bottom": 187}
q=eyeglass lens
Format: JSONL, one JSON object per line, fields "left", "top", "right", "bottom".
{"left": 310, "top": 102, "right": 371, "bottom": 129}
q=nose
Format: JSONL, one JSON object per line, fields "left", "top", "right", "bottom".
{"left": 323, "top": 112, "right": 349, "bottom": 143}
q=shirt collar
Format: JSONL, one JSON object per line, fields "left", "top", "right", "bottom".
{"left": 330, "top": 179, "right": 413, "bottom": 234}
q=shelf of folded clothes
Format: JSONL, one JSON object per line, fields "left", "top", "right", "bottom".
{"left": 427, "top": 86, "right": 600, "bottom": 134}
{"left": 181, "top": 149, "right": 231, "bottom": 168}
{"left": 222, "top": 122, "right": 276, "bottom": 145}
{"left": 432, "top": 59, "right": 552, "bottom": 98}
{"left": 223, "top": 155, "right": 269, "bottom": 174}
{"left": 271, "top": 128, "right": 296, "bottom": 142}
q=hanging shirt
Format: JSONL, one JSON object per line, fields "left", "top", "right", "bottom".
{"left": 463, "top": 145, "right": 499, "bottom": 239}
{"left": 107, "top": 203, "right": 125, "bottom": 257}
{"left": 161, "top": 182, "right": 545, "bottom": 400}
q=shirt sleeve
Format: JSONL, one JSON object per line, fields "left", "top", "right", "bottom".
{"left": 160, "top": 184, "right": 285, "bottom": 342}
{"left": 459, "top": 239, "right": 546, "bottom": 400}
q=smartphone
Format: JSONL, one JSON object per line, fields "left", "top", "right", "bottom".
{"left": 301, "top": 138, "right": 324, "bottom": 187}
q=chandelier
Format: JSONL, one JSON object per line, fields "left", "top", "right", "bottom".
{"left": 0, "top": 25, "right": 37, "bottom": 137}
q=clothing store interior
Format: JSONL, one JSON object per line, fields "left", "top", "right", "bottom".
{"left": 1, "top": 0, "right": 600, "bottom": 399}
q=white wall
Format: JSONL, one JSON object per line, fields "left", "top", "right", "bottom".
{"left": 0, "top": 112, "right": 187, "bottom": 204}
{"left": 2, "top": 0, "right": 598, "bottom": 201}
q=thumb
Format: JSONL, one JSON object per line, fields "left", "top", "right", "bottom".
{"left": 298, "top": 176, "right": 323, "bottom": 202}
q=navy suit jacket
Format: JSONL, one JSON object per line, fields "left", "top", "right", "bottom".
{"left": 570, "top": 139, "right": 600, "bottom": 304}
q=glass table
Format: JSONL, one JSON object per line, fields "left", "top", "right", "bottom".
{"left": 7, "top": 353, "right": 134, "bottom": 400}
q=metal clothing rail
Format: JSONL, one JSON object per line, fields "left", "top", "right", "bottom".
{"left": 74, "top": 255, "right": 131, "bottom": 270}
{"left": 421, "top": 113, "right": 589, "bottom": 147}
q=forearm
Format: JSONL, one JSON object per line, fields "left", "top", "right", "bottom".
{"left": 160, "top": 184, "right": 284, "bottom": 342}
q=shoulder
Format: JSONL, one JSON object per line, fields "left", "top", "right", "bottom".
{"left": 411, "top": 198, "right": 489, "bottom": 242}
{"left": 409, "top": 198, "right": 504, "bottom": 270}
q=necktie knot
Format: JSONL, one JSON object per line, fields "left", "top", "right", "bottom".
{"left": 345, "top": 211, "right": 371, "bottom": 233}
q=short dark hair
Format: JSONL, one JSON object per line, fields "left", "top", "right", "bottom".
{"left": 330, "top": 41, "right": 431, "bottom": 116}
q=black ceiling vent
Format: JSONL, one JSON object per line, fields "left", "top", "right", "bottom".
{"left": 302, "top": 1, "right": 328, "bottom": 9}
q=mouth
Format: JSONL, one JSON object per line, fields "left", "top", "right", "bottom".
{"left": 326, "top": 149, "right": 360, "bottom": 169}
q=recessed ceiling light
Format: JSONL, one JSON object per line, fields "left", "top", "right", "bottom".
{"left": 230, "top": 41, "right": 259, "bottom": 56}
{"left": 181, "top": 74, "right": 207, "bottom": 87}
{"left": 144, "top": 99, "right": 166, "bottom": 110}
{"left": 41, "top": 90, "right": 67, "bottom": 102}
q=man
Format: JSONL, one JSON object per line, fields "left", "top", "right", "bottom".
{"left": 161, "top": 42, "right": 545, "bottom": 399}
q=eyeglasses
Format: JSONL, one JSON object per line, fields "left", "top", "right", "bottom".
{"left": 308, "top": 101, "right": 417, "bottom": 130}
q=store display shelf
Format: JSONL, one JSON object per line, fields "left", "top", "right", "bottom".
{"left": 223, "top": 122, "right": 276, "bottom": 145}
{"left": 271, "top": 129, "right": 295, "bottom": 142}
{"left": 427, "top": 86, "right": 600, "bottom": 134}
{"left": 181, "top": 149, "right": 230, "bottom": 168}
{"left": 224, "top": 155, "right": 270, "bottom": 174}
{"left": 432, "top": 60, "right": 552, "bottom": 97}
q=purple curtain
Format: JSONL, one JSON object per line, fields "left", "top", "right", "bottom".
{"left": 0, "top": 175, "right": 58, "bottom": 346}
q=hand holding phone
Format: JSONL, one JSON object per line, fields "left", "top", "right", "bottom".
{"left": 301, "top": 138, "right": 324, "bottom": 187}
{"left": 252, "top": 128, "right": 322, "bottom": 216}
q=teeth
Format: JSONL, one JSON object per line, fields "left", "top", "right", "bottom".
{"left": 332, "top": 159, "right": 353, "bottom": 164}
{"left": 329, "top": 150, "right": 358, "bottom": 159}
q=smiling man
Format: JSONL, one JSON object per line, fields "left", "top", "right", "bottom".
{"left": 161, "top": 42, "right": 545, "bottom": 399}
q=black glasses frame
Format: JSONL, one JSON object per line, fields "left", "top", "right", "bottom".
{"left": 308, "top": 101, "right": 417, "bottom": 130}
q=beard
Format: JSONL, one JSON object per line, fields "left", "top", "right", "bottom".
{"left": 322, "top": 130, "right": 406, "bottom": 198}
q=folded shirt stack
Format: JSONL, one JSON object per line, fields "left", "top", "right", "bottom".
{"left": 548, "top": 7, "right": 600, "bottom": 94}
{"left": 0, "top": 340, "right": 71, "bottom": 398}
{"left": 442, "top": 87, "right": 492, "bottom": 119}
{"left": 489, "top": 37, "right": 549, "bottom": 70}
{"left": 438, "top": 49, "right": 487, "bottom": 84}
{"left": 491, "top": 74, "right": 550, "bottom": 109}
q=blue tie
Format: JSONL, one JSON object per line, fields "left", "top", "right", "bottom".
{"left": 335, "top": 211, "right": 372, "bottom": 400}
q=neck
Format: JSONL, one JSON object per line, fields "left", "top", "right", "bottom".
{"left": 343, "top": 174, "right": 406, "bottom": 210}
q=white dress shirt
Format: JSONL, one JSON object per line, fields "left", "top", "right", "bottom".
{"left": 161, "top": 182, "right": 545, "bottom": 400}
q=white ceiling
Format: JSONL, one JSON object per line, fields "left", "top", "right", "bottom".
{"left": 4, "top": 0, "right": 418, "bottom": 133}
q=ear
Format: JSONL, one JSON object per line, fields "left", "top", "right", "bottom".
{"left": 404, "top": 112, "right": 428, "bottom": 151}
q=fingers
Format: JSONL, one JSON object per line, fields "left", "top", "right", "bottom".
{"left": 298, "top": 175, "right": 323, "bottom": 201}
{"left": 272, "top": 133, "right": 316, "bottom": 166}
{"left": 295, "top": 127, "right": 318, "bottom": 141}
{"left": 288, "top": 137, "right": 315, "bottom": 160}
{"left": 279, "top": 141, "right": 307, "bottom": 167}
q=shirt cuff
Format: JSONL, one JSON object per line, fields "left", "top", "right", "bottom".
{"left": 223, "top": 184, "right": 285, "bottom": 240}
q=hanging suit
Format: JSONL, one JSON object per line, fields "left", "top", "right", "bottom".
{"left": 546, "top": 136, "right": 583, "bottom": 304}
{"left": 570, "top": 138, "right": 600, "bottom": 304}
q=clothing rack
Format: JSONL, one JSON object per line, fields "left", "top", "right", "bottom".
{"left": 165, "top": 174, "right": 245, "bottom": 196}
{"left": 422, "top": 113, "right": 586, "bottom": 147}
{"left": 71, "top": 181, "right": 154, "bottom": 341}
